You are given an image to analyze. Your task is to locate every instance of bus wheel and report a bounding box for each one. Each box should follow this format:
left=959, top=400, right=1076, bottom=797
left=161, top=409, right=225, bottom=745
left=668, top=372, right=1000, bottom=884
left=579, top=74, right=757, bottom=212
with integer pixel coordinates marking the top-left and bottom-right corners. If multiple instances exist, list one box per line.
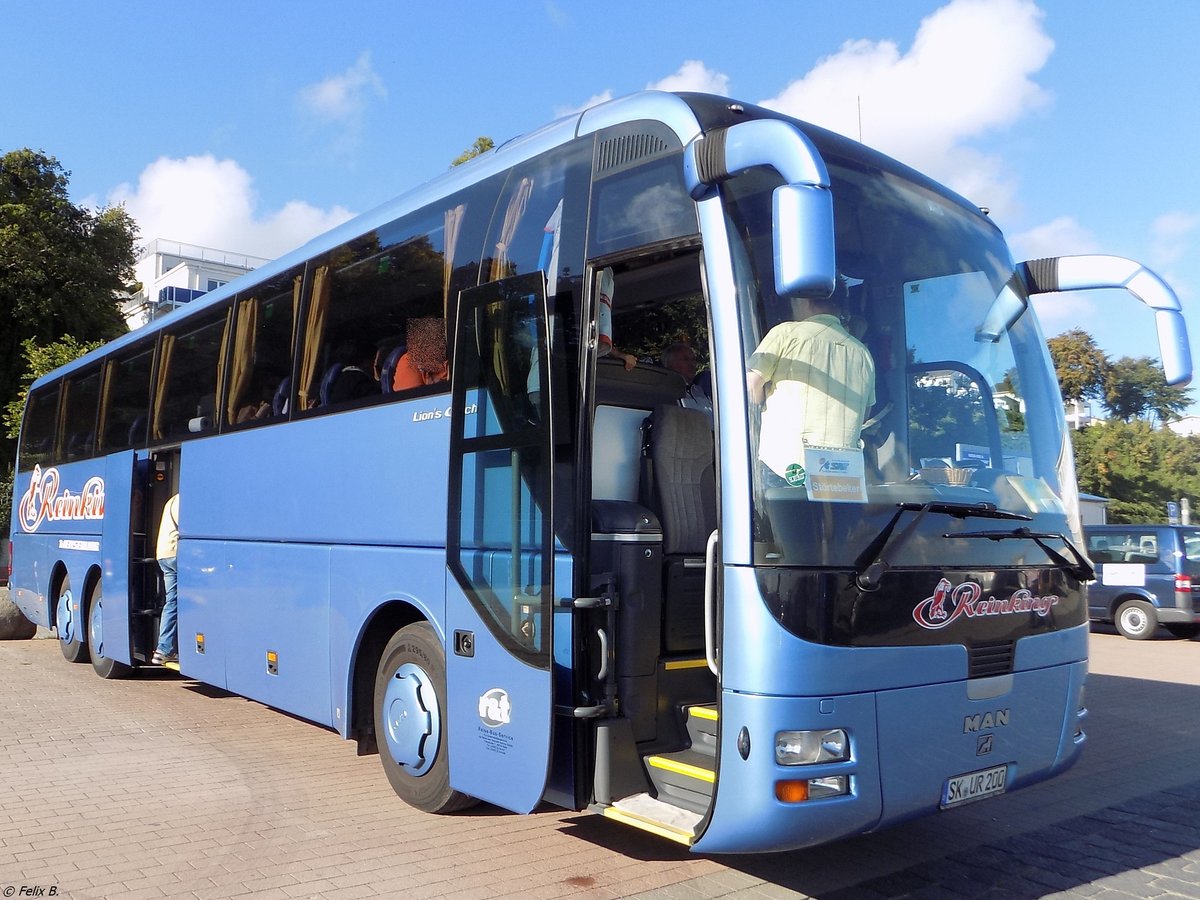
left=373, top=623, right=476, bottom=813
left=88, top=583, right=132, bottom=679
left=55, top=576, right=90, bottom=663
left=1115, top=600, right=1157, bottom=640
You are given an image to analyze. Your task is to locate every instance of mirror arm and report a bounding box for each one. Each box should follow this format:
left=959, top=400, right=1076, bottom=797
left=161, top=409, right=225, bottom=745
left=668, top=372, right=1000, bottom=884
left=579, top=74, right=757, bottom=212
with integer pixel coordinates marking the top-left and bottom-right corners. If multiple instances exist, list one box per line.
left=1020, top=255, right=1192, bottom=386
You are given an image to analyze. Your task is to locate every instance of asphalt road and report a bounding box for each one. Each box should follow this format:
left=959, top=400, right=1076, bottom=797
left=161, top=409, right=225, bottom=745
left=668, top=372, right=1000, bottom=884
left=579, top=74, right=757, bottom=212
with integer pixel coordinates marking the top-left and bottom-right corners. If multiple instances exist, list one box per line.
left=0, top=607, right=1197, bottom=899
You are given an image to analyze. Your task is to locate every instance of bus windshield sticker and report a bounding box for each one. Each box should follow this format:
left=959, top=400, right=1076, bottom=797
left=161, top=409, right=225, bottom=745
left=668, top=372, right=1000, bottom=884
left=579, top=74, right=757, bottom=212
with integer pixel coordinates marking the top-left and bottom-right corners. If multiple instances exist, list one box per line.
left=17, top=466, right=105, bottom=533
left=803, top=446, right=867, bottom=503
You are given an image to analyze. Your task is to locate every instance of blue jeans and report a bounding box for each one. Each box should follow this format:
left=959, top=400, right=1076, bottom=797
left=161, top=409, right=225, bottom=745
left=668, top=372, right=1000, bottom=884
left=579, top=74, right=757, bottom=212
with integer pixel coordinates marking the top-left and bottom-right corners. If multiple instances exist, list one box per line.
left=157, top=556, right=178, bottom=656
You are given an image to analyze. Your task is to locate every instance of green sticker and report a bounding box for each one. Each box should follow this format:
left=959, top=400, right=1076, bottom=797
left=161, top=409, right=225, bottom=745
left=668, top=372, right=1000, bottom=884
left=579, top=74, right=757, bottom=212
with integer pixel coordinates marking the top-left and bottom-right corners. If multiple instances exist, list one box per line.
left=785, top=463, right=806, bottom=487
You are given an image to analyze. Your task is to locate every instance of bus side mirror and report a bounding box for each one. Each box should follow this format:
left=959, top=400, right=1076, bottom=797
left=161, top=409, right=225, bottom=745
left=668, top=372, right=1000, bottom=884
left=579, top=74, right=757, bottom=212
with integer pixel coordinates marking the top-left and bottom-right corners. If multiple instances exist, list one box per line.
left=684, top=119, right=837, bottom=298
left=1020, top=255, right=1193, bottom=386
left=774, top=183, right=837, bottom=298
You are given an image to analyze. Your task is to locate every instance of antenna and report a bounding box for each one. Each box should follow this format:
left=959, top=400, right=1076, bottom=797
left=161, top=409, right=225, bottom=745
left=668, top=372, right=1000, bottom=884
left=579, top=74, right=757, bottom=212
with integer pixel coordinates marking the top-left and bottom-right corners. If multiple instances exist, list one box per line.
left=857, top=96, right=863, bottom=143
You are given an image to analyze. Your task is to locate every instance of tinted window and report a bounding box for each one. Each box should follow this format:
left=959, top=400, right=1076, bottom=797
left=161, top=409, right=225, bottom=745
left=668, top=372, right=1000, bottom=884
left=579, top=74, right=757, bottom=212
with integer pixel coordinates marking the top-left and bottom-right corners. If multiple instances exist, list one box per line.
left=225, top=267, right=301, bottom=428
left=18, top=384, right=59, bottom=471
left=102, top=344, right=155, bottom=452
left=590, top=154, right=697, bottom=256
left=296, top=176, right=503, bottom=415
left=484, top=138, right=593, bottom=286
left=61, top=366, right=103, bottom=462
left=153, top=310, right=230, bottom=442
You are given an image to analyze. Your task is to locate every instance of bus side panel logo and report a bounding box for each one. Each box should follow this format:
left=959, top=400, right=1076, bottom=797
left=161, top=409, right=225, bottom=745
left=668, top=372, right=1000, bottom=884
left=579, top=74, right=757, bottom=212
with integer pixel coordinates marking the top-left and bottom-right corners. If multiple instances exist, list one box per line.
left=478, top=688, right=512, bottom=728
left=17, top=465, right=106, bottom=533
left=913, top=578, right=1059, bottom=629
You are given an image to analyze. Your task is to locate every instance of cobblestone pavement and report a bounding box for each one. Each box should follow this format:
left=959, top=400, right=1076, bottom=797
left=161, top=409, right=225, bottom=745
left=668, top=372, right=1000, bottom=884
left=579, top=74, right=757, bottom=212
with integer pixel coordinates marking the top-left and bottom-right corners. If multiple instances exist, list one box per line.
left=0, top=599, right=1197, bottom=899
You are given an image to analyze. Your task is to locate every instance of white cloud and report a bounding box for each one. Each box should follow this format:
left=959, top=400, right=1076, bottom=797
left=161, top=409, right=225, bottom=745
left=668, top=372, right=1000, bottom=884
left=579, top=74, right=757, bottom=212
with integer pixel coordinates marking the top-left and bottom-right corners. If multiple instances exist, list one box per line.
left=297, top=51, right=386, bottom=126
left=1150, top=211, right=1200, bottom=268
left=1006, top=216, right=1100, bottom=333
left=647, top=60, right=730, bottom=95
left=554, top=90, right=614, bottom=119
left=1009, top=215, right=1099, bottom=261
left=758, top=0, right=1053, bottom=215
left=557, top=59, right=730, bottom=119
left=109, top=155, right=354, bottom=259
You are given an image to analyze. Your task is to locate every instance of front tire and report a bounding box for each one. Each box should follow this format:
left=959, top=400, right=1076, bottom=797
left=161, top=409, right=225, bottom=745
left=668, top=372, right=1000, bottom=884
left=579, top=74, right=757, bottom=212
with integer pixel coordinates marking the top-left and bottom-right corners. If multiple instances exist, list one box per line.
left=1114, top=599, right=1157, bottom=640
left=56, top=575, right=90, bottom=663
left=88, top=583, right=132, bottom=679
left=373, top=623, right=476, bottom=813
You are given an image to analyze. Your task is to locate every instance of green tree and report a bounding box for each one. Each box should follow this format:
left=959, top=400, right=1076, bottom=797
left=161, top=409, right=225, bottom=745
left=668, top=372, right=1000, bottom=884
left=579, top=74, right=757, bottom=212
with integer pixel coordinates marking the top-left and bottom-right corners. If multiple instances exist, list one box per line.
left=1047, top=328, right=1109, bottom=403
left=451, top=136, right=495, bottom=167
left=0, top=149, right=136, bottom=463
left=3, top=335, right=103, bottom=439
left=1073, top=418, right=1200, bottom=522
left=1103, top=355, right=1192, bottom=424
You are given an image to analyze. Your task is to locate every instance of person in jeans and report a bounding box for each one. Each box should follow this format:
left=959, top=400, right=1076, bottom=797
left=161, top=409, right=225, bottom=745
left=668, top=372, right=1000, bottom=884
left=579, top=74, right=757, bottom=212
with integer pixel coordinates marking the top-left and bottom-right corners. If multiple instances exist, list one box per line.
left=152, top=493, right=180, bottom=665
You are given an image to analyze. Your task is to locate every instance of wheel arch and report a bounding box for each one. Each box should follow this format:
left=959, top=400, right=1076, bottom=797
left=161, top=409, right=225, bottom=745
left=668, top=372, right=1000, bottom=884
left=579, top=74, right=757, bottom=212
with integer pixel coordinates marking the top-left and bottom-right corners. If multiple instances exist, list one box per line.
left=348, top=599, right=432, bottom=751
left=48, top=561, right=70, bottom=630
left=1107, top=589, right=1157, bottom=620
left=82, top=564, right=103, bottom=611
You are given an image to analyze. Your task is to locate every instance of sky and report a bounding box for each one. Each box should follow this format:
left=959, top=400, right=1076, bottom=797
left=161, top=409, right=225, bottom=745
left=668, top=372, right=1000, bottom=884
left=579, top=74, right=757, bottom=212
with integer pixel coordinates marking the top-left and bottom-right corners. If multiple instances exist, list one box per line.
left=3, top=0, right=1199, bottom=411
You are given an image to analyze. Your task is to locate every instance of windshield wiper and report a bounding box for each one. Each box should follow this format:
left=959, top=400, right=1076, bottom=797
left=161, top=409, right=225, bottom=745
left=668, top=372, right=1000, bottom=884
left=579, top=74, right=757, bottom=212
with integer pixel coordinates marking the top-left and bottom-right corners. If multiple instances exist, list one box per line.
left=946, top=526, right=1095, bottom=583
left=855, top=501, right=1032, bottom=591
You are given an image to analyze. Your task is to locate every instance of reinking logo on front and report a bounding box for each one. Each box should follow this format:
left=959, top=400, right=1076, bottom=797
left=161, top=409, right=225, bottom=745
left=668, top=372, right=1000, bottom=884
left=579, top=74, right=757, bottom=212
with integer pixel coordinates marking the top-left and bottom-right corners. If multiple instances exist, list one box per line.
left=912, top=577, right=1059, bottom=630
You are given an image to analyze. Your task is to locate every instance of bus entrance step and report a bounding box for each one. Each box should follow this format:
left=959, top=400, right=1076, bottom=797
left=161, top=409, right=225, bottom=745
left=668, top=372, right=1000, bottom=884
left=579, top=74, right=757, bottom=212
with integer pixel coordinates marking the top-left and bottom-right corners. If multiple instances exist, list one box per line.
left=644, top=748, right=714, bottom=814
left=685, top=703, right=718, bottom=752
left=593, top=793, right=701, bottom=846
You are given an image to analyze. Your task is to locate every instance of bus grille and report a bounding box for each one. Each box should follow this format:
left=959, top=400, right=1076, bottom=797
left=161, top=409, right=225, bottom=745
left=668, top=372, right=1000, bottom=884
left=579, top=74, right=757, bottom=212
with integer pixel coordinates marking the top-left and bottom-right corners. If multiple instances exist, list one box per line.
left=968, top=640, right=1015, bottom=678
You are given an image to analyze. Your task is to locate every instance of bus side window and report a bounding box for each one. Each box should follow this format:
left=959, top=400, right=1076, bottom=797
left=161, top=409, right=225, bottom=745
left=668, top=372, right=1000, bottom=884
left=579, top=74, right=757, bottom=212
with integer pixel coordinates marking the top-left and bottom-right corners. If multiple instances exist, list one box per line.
left=152, top=309, right=230, bottom=442
left=100, top=343, right=154, bottom=452
left=62, top=366, right=103, bottom=462
left=225, top=269, right=302, bottom=429
left=17, top=383, right=60, bottom=470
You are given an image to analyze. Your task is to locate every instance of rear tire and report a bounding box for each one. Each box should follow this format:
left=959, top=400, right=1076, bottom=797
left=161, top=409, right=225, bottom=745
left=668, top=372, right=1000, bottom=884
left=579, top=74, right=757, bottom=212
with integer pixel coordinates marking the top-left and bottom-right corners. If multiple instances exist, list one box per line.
left=56, top=575, right=90, bottom=663
left=373, top=623, right=476, bottom=813
left=1114, top=599, right=1157, bottom=640
left=1164, top=623, right=1200, bottom=639
left=88, top=583, right=133, bottom=679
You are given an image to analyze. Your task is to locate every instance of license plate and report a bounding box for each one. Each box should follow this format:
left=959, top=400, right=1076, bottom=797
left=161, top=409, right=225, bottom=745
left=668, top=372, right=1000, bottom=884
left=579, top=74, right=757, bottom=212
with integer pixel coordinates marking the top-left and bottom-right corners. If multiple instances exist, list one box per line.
left=941, top=764, right=1009, bottom=809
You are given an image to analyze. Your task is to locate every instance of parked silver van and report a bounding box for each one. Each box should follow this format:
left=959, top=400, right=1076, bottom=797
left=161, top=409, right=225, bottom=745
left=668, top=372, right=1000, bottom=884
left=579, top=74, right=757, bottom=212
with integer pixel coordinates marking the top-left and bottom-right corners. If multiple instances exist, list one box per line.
left=1084, top=524, right=1200, bottom=640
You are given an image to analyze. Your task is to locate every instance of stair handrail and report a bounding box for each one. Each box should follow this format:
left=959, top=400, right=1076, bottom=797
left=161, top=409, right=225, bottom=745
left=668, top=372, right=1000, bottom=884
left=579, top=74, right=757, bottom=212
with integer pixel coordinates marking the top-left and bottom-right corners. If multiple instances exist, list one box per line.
left=703, top=529, right=720, bottom=676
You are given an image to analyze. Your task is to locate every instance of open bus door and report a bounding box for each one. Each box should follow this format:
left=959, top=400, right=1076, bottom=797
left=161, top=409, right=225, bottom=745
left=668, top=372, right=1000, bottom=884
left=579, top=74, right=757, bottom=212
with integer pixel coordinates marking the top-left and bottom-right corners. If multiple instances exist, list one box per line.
left=445, top=272, right=563, bottom=813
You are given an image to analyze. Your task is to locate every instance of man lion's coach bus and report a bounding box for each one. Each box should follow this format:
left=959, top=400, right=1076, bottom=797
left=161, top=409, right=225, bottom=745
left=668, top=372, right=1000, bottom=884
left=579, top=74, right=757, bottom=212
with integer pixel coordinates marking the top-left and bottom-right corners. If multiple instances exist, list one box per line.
left=8, top=92, right=1191, bottom=853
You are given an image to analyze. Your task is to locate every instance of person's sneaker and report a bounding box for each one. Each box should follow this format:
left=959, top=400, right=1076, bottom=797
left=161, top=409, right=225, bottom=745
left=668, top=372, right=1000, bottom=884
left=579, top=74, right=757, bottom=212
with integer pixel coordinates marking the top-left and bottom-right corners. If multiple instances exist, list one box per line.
left=151, top=650, right=177, bottom=665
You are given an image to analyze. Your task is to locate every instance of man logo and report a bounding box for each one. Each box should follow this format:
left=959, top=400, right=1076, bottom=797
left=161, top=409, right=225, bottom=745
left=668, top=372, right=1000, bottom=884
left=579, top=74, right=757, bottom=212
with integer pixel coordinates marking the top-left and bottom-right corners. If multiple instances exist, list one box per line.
left=964, top=709, right=1010, bottom=733
left=478, top=688, right=512, bottom=727
left=977, top=734, right=994, bottom=756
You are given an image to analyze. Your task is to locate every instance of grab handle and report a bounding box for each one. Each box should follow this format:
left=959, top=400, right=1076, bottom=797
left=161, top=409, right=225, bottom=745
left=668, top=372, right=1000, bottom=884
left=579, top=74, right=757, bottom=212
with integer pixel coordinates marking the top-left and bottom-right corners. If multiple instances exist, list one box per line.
left=703, top=529, right=720, bottom=676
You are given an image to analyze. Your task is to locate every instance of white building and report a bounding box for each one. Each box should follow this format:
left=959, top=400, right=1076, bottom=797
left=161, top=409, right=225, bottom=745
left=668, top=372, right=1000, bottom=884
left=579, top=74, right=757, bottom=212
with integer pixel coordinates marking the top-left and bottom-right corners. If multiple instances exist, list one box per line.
left=121, top=239, right=269, bottom=329
left=1063, top=398, right=1093, bottom=430
left=1166, top=415, right=1200, bottom=438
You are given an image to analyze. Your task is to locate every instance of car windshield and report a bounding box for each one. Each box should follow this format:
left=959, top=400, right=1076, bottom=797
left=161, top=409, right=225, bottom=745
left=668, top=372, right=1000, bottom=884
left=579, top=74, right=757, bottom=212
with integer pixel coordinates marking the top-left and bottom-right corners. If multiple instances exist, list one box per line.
left=724, top=145, right=1075, bottom=568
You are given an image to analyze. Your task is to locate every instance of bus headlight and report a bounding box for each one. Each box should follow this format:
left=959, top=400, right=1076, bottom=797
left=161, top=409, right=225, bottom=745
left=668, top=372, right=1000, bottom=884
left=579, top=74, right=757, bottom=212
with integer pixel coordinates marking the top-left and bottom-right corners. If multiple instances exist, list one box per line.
left=775, top=729, right=849, bottom=765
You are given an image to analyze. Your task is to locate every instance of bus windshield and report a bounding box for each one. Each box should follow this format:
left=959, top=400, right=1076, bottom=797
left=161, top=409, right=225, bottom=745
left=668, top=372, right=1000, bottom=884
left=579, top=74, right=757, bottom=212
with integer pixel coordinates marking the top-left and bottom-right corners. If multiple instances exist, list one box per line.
left=726, top=154, right=1072, bottom=568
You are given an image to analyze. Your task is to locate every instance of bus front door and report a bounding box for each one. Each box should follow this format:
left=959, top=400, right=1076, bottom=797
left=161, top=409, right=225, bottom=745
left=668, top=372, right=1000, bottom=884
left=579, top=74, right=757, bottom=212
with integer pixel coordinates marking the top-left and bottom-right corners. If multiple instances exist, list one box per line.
left=446, top=273, right=561, bottom=814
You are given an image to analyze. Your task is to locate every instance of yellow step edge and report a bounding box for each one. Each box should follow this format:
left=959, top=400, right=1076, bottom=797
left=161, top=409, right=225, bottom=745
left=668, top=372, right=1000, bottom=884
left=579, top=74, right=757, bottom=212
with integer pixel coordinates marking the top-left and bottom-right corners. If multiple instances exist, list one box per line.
left=601, top=806, right=694, bottom=845
left=663, top=658, right=708, bottom=671
left=689, top=705, right=718, bottom=722
left=647, top=755, right=715, bottom=784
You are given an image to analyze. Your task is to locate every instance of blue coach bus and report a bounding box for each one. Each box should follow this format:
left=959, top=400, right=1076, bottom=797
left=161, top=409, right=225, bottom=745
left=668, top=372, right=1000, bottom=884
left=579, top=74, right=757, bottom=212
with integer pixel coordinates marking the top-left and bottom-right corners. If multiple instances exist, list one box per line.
left=7, top=92, right=1191, bottom=852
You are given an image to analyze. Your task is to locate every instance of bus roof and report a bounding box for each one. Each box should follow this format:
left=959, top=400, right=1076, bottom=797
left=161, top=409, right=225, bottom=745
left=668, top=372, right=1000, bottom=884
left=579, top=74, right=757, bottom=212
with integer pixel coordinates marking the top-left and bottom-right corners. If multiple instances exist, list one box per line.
left=32, top=90, right=992, bottom=389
